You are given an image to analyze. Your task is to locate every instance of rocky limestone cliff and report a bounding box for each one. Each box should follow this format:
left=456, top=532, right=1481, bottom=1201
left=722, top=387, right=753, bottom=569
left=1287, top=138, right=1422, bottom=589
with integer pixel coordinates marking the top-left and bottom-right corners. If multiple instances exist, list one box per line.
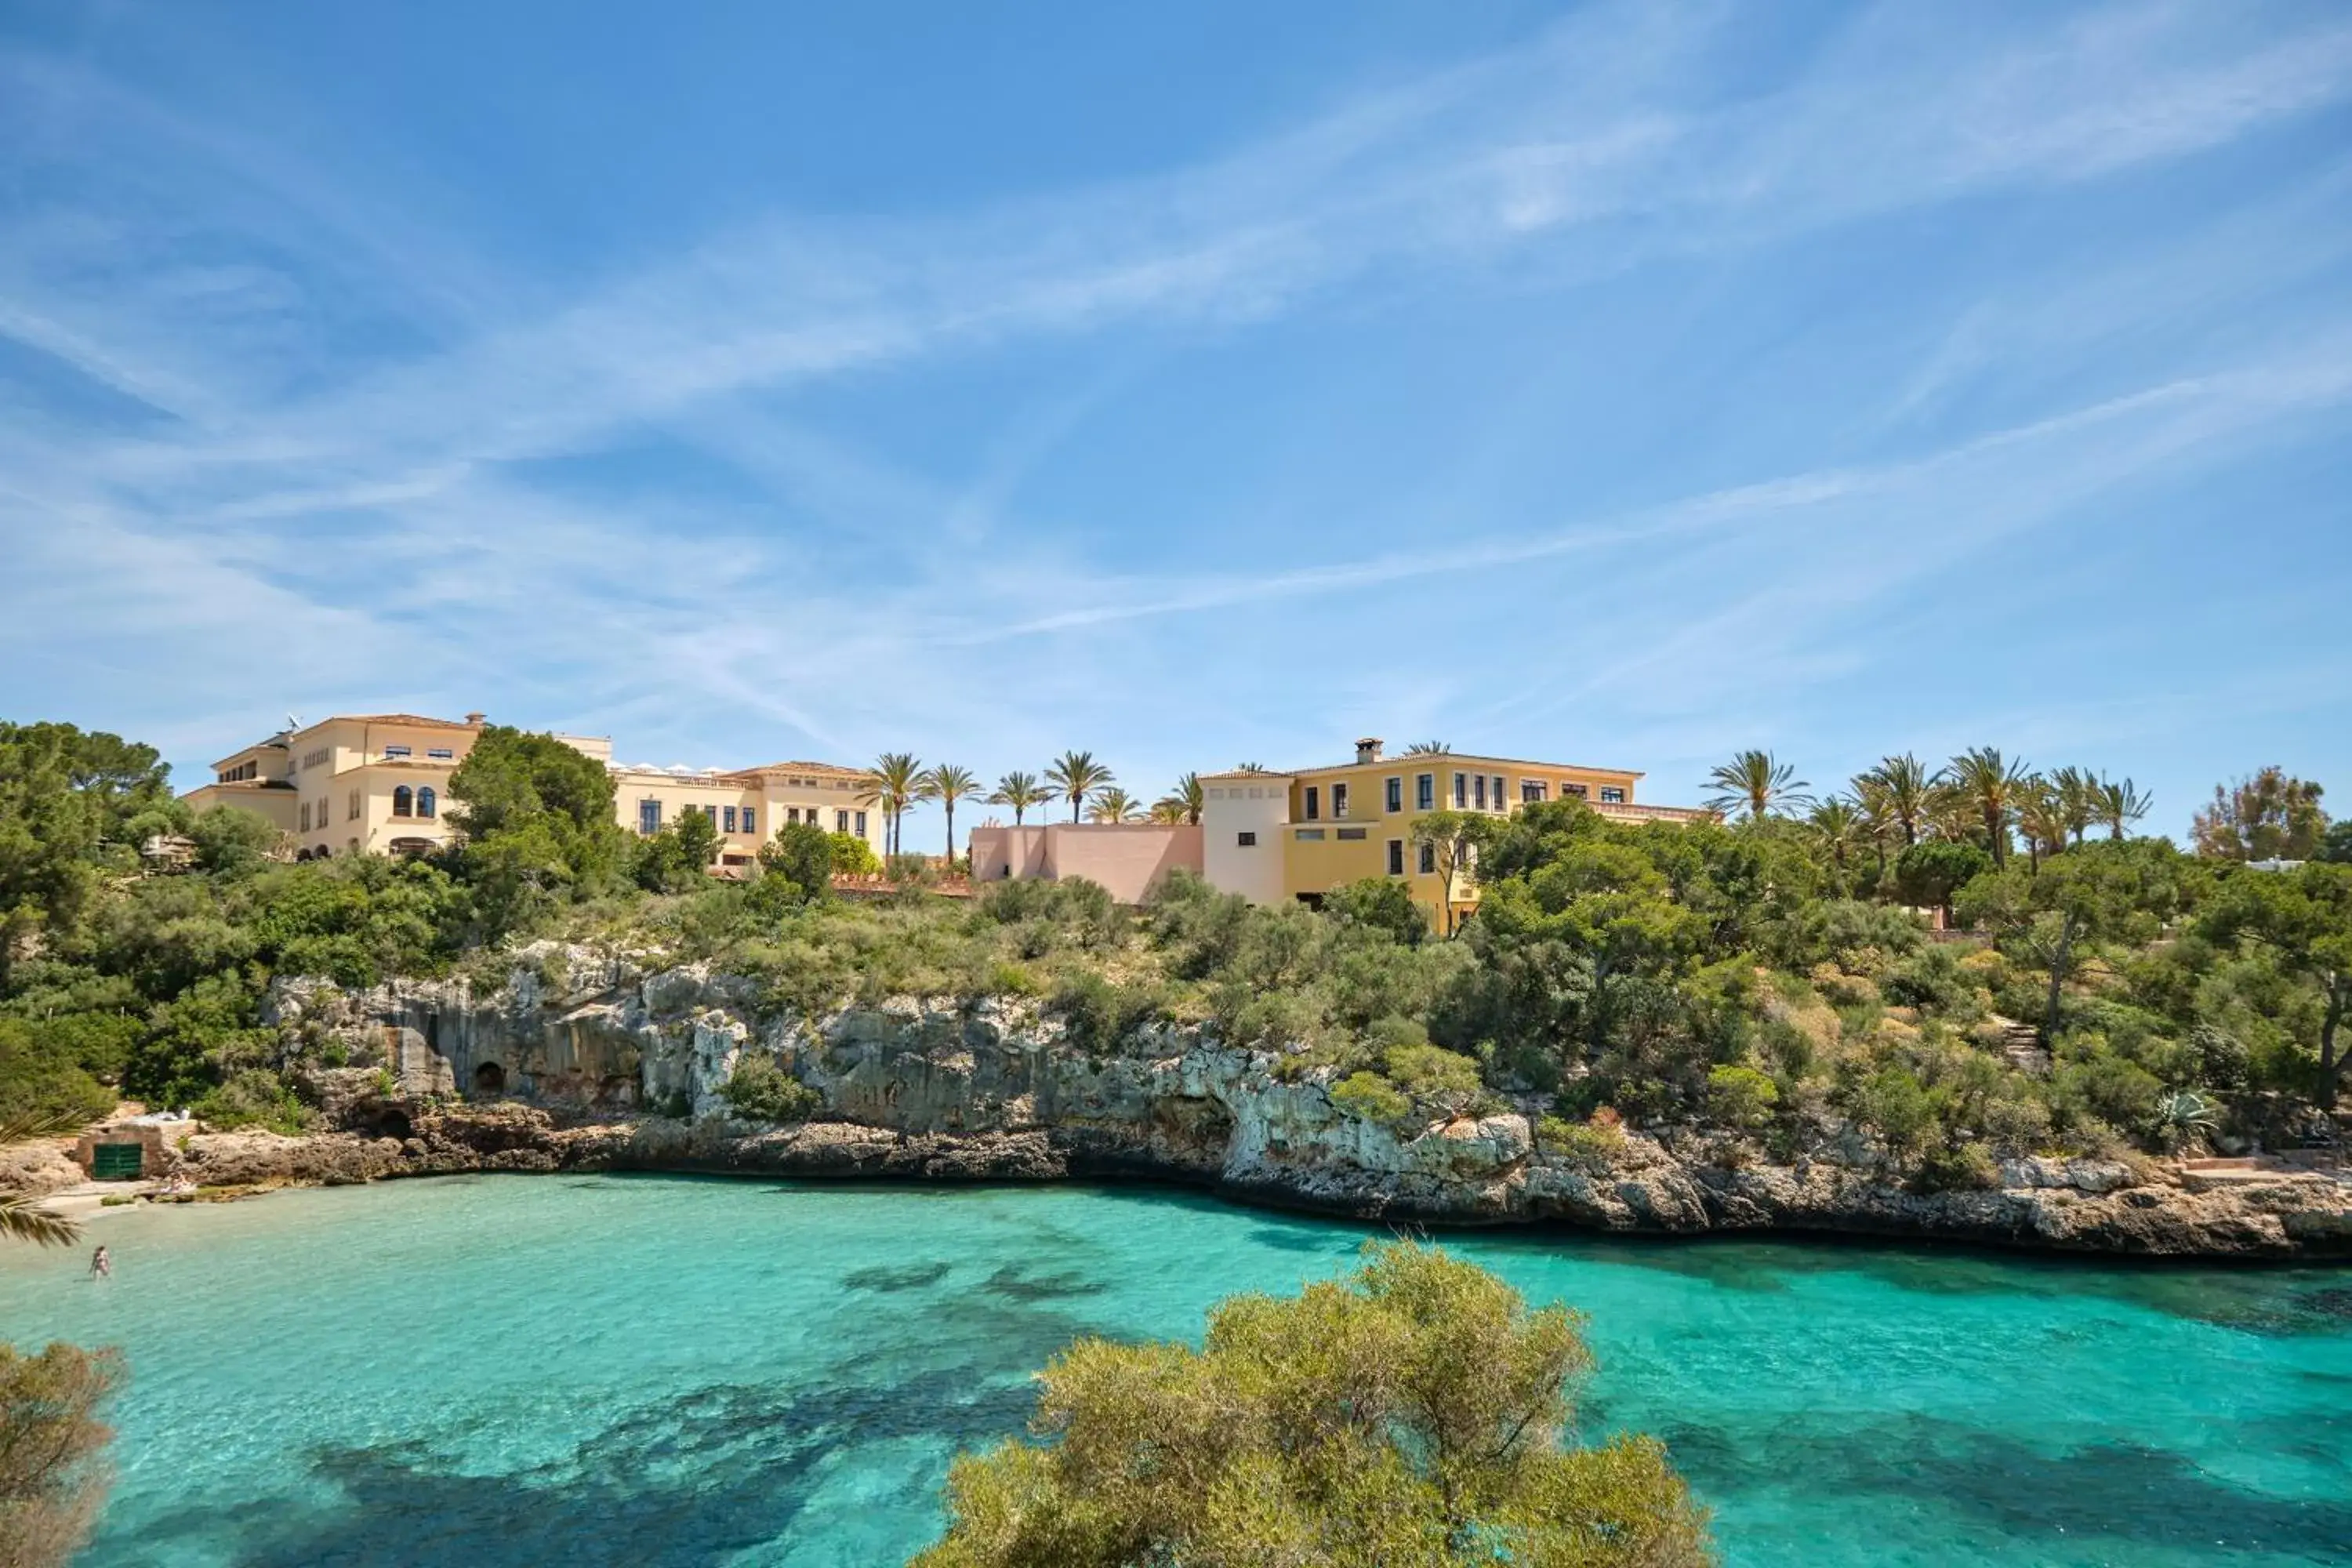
left=189, top=944, right=2352, bottom=1261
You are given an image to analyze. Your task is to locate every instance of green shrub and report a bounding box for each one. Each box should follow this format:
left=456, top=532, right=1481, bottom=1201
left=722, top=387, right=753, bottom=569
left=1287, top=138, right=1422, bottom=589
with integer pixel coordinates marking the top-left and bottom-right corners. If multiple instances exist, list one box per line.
left=1849, top=1065, right=1938, bottom=1161
left=2049, top=1038, right=2164, bottom=1138
left=1330, top=1071, right=1413, bottom=1128
left=0, top=1017, right=115, bottom=1125
left=1323, top=877, right=1429, bottom=946
left=755, top=822, right=835, bottom=907
left=985, top=960, right=1039, bottom=997
left=192, top=1069, right=309, bottom=1134
left=1381, top=1042, right=1482, bottom=1108
left=1912, top=1140, right=2001, bottom=1193
left=719, top=1054, right=822, bottom=1123
left=1054, top=968, right=1152, bottom=1053
left=1537, top=1112, right=1626, bottom=1173
left=1704, top=1064, right=1780, bottom=1131
left=1882, top=942, right=1980, bottom=1014
left=1980, top=1092, right=2053, bottom=1156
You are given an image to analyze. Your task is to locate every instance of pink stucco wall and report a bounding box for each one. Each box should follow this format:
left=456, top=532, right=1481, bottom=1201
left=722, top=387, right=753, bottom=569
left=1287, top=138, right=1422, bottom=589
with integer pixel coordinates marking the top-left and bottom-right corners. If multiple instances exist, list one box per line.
left=968, top=822, right=1203, bottom=906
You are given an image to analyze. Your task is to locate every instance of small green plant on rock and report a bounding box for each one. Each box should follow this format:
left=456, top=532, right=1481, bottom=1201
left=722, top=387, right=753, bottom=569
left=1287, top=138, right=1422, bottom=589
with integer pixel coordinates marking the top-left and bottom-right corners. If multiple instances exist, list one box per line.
left=1538, top=1109, right=1628, bottom=1174
left=1705, top=1065, right=1780, bottom=1133
left=191, top=1069, right=309, bottom=1135
left=718, top=1054, right=822, bottom=1123
left=1330, top=1070, right=1413, bottom=1128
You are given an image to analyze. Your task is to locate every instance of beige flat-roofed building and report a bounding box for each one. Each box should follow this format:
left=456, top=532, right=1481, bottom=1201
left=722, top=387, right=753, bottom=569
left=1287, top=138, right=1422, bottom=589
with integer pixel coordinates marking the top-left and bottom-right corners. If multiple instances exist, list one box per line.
left=611, top=760, right=881, bottom=872
left=182, top=713, right=881, bottom=871
left=1199, top=737, right=1711, bottom=927
left=185, top=713, right=533, bottom=859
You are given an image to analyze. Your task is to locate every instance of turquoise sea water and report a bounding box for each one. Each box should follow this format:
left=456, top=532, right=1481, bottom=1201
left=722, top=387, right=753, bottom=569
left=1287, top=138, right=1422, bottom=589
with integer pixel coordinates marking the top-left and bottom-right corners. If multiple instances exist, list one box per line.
left=2, top=1177, right=2348, bottom=1567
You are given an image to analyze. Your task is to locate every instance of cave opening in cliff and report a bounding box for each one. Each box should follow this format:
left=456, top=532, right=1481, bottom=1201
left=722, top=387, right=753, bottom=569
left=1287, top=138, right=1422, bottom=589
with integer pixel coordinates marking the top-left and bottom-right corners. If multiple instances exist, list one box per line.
left=474, top=1062, right=506, bottom=1095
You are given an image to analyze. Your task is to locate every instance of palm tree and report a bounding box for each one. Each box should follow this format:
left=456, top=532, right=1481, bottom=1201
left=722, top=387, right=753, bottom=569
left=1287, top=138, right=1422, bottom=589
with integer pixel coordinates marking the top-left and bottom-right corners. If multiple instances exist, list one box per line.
left=2, top=1112, right=83, bottom=1247
left=1046, top=751, right=1114, bottom=823
left=922, top=764, right=978, bottom=864
left=988, top=770, right=1049, bottom=826
left=1233, top=762, right=1271, bottom=774
left=1857, top=753, right=1932, bottom=846
left=1402, top=741, right=1452, bottom=756
left=2096, top=776, right=2154, bottom=840
left=2015, top=779, right=2072, bottom=872
left=1703, top=750, right=1814, bottom=822
left=0, top=1189, right=78, bottom=1247
left=1806, top=797, right=1866, bottom=892
left=1939, top=746, right=2029, bottom=868
left=1160, top=771, right=1205, bottom=826
left=1087, top=786, right=1142, bottom=823
left=2050, top=766, right=2101, bottom=846
left=1849, top=778, right=1899, bottom=887
left=871, top=752, right=931, bottom=859
left=1147, top=798, right=1189, bottom=825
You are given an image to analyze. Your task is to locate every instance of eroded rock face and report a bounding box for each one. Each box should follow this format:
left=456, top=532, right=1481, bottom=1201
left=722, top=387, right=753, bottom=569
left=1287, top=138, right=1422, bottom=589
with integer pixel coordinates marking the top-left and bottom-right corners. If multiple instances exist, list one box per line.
left=241, top=947, right=2352, bottom=1261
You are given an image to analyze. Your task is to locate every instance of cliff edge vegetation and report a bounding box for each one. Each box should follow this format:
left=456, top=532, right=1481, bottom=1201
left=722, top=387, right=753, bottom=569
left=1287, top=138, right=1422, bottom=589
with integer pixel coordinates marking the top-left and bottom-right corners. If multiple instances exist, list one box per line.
left=4, top=722, right=2351, bottom=1244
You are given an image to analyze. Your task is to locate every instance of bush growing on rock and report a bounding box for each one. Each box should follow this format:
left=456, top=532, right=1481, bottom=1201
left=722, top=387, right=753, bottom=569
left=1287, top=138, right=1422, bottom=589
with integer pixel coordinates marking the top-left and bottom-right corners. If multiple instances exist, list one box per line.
left=1329, top=1070, right=1414, bottom=1130
left=191, top=1068, right=310, bottom=1134
left=1537, top=1111, right=1628, bottom=1173
left=718, top=1055, right=821, bottom=1123
left=1704, top=1064, right=1780, bottom=1132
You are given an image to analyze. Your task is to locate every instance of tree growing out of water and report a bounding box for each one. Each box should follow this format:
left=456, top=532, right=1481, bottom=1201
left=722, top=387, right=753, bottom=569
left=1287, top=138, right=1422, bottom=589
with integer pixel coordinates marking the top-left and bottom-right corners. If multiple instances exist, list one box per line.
left=909, top=1240, right=1713, bottom=1568
left=0, top=1341, right=123, bottom=1568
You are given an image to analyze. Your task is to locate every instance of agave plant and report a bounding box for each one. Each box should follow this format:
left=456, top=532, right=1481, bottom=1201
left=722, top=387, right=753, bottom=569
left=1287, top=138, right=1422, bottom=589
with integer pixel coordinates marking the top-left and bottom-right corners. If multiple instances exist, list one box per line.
left=2154, top=1090, right=2219, bottom=1153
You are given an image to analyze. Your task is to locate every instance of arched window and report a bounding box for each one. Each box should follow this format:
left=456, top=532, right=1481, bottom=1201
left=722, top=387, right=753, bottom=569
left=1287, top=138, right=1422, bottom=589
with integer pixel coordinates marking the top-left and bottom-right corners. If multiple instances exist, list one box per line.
left=417, top=786, right=437, bottom=819
left=392, top=785, right=413, bottom=818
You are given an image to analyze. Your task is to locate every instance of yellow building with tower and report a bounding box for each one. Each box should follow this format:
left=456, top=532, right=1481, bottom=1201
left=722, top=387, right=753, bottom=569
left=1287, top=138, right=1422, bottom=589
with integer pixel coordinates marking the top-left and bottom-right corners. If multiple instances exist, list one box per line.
left=181, top=712, right=884, bottom=869
left=1198, top=738, right=1708, bottom=927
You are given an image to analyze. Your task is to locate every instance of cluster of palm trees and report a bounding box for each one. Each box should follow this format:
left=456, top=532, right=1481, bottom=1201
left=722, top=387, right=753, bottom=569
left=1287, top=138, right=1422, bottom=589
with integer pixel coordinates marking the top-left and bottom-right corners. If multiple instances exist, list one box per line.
left=1702, top=747, right=2153, bottom=870
left=867, top=750, right=1211, bottom=861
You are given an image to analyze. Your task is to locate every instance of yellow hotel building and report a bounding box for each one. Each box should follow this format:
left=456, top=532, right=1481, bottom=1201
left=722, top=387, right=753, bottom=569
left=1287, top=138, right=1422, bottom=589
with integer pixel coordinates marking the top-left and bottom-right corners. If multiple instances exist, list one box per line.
left=1199, top=739, right=1708, bottom=925
left=181, top=713, right=883, bottom=869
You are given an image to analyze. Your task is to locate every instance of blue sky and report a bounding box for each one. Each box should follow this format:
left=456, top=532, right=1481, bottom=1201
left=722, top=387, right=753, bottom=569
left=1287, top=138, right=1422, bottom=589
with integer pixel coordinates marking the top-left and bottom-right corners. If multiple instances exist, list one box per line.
left=2, top=1, right=2348, bottom=848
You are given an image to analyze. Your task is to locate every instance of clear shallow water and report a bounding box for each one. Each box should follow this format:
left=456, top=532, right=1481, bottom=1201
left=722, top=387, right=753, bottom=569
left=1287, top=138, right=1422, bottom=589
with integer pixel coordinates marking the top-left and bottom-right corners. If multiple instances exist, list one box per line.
left=1, top=1177, right=2347, bottom=1567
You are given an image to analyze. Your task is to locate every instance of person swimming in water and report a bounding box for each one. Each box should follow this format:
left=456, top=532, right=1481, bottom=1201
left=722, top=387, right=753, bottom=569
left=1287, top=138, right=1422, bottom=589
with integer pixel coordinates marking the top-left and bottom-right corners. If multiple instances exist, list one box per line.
left=89, top=1245, right=111, bottom=1280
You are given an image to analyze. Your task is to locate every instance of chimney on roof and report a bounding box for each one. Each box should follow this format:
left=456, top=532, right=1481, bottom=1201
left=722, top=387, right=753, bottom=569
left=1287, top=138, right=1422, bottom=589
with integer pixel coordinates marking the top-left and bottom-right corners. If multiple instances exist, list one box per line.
left=1356, top=737, right=1384, bottom=764
left=464, top=712, right=487, bottom=726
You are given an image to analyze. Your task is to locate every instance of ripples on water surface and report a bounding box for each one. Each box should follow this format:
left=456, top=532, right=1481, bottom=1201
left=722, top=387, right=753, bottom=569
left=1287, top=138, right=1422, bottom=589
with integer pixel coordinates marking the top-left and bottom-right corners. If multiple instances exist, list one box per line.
left=1, top=1175, right=2347, bottom=1566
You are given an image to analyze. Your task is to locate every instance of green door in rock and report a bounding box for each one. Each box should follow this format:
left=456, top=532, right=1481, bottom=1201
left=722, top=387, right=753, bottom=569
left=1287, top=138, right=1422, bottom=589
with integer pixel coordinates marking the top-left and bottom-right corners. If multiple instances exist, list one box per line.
left=92, top=1142, right=144, bottom=1181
